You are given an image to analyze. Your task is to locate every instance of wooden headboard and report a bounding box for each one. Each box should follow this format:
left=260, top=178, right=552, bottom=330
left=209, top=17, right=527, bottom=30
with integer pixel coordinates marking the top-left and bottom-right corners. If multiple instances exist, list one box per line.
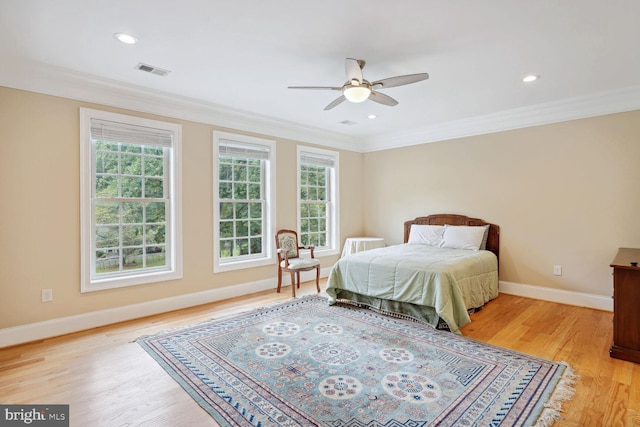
left=403, top=214, right=500, bottom=260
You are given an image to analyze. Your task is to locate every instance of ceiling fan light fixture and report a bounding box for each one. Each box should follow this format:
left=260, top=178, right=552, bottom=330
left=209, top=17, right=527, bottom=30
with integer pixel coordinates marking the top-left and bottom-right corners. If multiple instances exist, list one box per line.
left=343, top=85, right=371, bottom=103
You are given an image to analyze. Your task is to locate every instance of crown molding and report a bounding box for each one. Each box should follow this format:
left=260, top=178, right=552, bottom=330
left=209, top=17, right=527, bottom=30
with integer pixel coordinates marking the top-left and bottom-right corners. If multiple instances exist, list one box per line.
left=361, top=85, right=640, bottom=152
left=2, top=57, right=639, bottom=153
left=0, top=57, right=360, bottom=152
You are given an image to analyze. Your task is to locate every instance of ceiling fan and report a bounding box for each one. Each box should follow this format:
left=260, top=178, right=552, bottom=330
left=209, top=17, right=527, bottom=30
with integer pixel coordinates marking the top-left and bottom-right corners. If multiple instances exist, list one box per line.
left=288, top=58, right=429, bottom=111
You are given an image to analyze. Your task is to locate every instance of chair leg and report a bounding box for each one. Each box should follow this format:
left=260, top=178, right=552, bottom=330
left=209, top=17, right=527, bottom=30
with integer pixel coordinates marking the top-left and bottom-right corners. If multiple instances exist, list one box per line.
left=296, top=272, right=301, bottom=288
left=277, top=269, right=282, bottom=293
left=290, top=271, right=296, bottom=297
left=315, top=266, right=320, bottom=293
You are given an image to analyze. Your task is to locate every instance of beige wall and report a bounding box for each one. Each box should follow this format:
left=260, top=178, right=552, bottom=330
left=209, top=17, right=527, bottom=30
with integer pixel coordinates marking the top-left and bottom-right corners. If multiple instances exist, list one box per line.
left=363, top=110, right=640, bottom=296
left=0, top=87, right=364, bottom=329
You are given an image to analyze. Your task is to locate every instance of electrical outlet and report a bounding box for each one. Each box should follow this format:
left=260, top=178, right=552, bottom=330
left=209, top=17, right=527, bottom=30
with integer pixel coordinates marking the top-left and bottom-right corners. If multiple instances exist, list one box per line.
left=42, top=288, right=53, bottom=303
left=553, top=265, right=562, bottom=276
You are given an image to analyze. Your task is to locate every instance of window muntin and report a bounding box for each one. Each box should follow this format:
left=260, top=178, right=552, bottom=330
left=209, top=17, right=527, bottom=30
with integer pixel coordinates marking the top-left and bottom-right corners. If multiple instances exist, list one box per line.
left=298, top=147, right=339, bottom=253
left=213, top=132, right=275, bottom=272
left=80, top=109, right=182, bottom=291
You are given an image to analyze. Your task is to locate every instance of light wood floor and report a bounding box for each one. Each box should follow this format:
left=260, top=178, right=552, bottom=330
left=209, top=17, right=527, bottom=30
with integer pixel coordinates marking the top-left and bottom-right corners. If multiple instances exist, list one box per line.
left=1, top=280, right=639, bottom=426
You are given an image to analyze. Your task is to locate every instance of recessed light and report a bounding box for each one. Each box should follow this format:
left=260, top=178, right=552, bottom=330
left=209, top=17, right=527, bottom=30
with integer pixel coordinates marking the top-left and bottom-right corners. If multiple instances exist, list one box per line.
left=368, top=114, right=377, bottom=119
left=113, top=33, right=138, bottom=45
left=523, top=74, right=539, bottom=83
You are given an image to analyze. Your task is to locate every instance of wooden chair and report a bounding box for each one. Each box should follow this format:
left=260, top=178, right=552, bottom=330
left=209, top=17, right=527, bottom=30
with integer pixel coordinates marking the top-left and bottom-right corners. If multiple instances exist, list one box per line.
left=275, top=229, right=321, bottom=297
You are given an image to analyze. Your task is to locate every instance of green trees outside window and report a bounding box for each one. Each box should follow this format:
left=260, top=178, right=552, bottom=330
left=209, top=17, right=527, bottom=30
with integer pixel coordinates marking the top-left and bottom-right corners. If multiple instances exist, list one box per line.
left=218, top=157, right=264, bottom=259
left=93, top=140, right=168, bottom=274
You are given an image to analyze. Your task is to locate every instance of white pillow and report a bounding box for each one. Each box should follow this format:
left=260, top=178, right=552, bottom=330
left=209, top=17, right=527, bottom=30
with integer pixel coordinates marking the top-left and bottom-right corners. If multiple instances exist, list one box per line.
left=407, top=225, right=445, bottom=247
left=441, top=225, right=486, bottom=251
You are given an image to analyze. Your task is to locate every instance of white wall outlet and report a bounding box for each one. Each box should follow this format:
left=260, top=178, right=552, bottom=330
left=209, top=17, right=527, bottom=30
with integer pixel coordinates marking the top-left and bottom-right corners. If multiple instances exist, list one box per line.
left=41, top=288, right=53, bottom=302
left=553, top=265, right=562, bottom=276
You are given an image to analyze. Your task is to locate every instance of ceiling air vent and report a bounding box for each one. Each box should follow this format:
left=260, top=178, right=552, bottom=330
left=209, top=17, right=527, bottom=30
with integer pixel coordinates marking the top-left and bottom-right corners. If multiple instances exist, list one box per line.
left=339, top=120, right=358, bottom=126
left=135, top=63, right=171, bottom=77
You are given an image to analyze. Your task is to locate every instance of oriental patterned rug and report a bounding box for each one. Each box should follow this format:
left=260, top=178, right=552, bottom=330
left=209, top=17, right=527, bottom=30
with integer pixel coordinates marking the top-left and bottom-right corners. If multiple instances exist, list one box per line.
left=137, top=295, right=576, bottom=427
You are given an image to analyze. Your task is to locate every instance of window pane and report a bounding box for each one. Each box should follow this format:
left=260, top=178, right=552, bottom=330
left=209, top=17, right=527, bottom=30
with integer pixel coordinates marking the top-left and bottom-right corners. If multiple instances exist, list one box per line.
left=220, top=221, right=233, bottom=238
left=144, top=156, right=164, bottom=177
left=219, top=163, right=233, bottom=181
left=233, top=164, right=247, bottom=181
left=220, top=202, right=234, bottom=219
left=236, top=203, right=248, bottom=219
left=236, top=238, right=249, bottom=256
left=96, top=175, right=118, bottom=197
left=96, top=202, right=119, bottom=225
left=248, top=165, right=261, bottom=182
left=146, top=202, right=165, bottom=223
left=145, top=247, right=166, bottom=267
left=121, top=154, right=141, bottom=175
left=121, top=177, right=142, bottom=198
left=146, top=224, right=165, bottom=244
left=248, top=184, right=261, bottom=199
left=220, top=240, right=233, bottom=258
left=96, top=152, right=119, bottom=174
left=234, top=183, right=247, bottom=199
left=236, top=220, right=248, bottom=237
left=249, top=220, right=262, bottom=236
left=96, top=226, right=119, bottom=248
left=250, top=237, right=261, bottom=254
left=122, top=225, right=143, bottom=246
left=144, top=177, right=164, bottom=198
left=96, top=249, right=119, bottom=274
left=123, top=202, right=143, bottom=223
left=249, top=202, right=262, bottom=219
left=219, top=182, right=233, bottom=199
left=123, top=248, right=143, bottom=270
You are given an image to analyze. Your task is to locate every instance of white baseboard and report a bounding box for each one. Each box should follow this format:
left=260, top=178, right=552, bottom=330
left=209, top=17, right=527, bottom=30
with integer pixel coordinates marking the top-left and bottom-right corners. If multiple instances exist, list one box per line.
left=0, top=268, right=330, bottom=348
left=499, top=280, right=613, bottom=312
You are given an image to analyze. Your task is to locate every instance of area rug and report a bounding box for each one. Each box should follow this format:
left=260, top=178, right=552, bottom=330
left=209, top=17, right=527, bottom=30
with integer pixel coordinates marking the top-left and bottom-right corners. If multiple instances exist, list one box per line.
left=137, top=295, right=576, bottom=427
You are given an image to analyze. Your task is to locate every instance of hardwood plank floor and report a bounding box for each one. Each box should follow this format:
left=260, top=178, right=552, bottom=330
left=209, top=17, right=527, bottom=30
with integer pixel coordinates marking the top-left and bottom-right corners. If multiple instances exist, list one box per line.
left=1, top=281, right=639, bottom=426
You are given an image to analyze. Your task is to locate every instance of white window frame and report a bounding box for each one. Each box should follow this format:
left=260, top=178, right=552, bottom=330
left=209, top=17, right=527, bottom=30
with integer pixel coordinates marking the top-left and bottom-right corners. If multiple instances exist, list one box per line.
left=297, top=146, right=340, bottom=256
left=213, top=131, right=276, bottom=272
left=80, top=108, right=183, bottom=292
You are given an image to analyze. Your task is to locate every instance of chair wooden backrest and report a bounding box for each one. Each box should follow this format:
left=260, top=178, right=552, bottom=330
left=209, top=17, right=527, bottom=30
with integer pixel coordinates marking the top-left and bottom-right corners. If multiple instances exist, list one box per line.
left=275, top=229, right=300, bottom=263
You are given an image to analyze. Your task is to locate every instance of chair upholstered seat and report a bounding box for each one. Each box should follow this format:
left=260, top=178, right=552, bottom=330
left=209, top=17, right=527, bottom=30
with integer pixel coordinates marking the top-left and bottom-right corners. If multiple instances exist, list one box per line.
left=280, top=258, right=321, bottom=269
left=275, top=229, right=321, bottom=297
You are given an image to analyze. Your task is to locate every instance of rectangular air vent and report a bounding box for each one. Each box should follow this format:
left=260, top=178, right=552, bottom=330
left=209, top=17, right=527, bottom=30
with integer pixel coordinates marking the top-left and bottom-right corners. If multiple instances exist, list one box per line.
left=135, top=63, right=171, bottom=77
left=339, top=120, right=358, bottom=126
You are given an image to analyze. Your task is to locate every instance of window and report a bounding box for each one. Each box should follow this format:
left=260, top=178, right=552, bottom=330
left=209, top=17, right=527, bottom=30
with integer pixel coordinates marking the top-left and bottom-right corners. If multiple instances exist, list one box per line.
left=213, top=132, right=275, bottom=272
left=298, top=146, right=339, bottom=254
left=80, top=108, right=182, bottom=292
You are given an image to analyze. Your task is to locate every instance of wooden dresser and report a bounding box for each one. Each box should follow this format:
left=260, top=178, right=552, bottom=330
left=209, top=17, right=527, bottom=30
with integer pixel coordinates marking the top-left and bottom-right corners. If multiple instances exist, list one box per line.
left=610, top=248, right=640, bottom=363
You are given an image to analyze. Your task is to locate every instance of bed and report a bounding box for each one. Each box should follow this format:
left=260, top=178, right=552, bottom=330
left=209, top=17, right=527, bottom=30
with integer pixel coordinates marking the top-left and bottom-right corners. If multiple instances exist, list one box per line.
left=326, top=214, right=500, bottom=333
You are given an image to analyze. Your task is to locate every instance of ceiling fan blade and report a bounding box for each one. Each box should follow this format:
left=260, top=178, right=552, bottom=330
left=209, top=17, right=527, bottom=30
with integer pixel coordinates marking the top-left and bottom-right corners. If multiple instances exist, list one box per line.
left=288, top=86, right=342, bottom=90
left=371, top=73, right=429, bottom=89
left=369, top=91, right=398, bottom=106
left=324, top=95, right=347, bottom=110
left=345, top=58, right=363, bottom=83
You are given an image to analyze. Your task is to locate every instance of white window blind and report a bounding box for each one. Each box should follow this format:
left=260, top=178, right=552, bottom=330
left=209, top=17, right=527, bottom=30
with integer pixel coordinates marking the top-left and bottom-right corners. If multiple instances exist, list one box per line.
left=300, top=151, right=335, bottom=167
left=219, top=140, right=270, bottom=160
left=90, top=119, right=174, bottom=147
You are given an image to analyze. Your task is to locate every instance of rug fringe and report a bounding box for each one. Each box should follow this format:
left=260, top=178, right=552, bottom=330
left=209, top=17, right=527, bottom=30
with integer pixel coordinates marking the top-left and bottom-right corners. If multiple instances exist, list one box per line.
left=533, top=362, right=579, bottom=427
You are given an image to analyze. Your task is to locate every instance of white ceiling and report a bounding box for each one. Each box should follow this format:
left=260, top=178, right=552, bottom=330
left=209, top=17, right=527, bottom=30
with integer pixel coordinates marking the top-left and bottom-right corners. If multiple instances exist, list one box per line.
left=1, top=0, right=639, bottom=151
